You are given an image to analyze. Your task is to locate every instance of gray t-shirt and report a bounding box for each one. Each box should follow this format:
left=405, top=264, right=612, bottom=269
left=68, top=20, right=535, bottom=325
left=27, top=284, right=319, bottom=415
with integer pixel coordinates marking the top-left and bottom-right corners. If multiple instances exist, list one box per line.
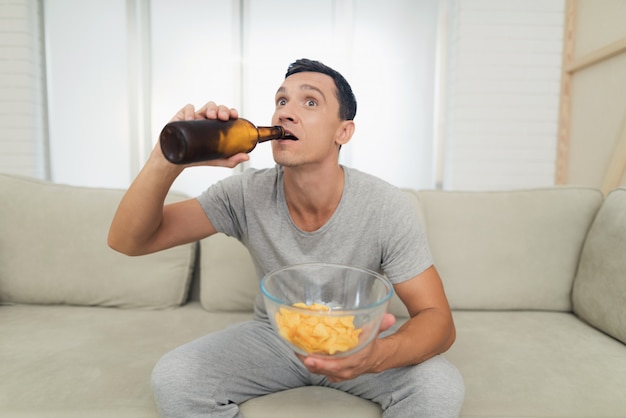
left=197, top=165, right=433, bottom=317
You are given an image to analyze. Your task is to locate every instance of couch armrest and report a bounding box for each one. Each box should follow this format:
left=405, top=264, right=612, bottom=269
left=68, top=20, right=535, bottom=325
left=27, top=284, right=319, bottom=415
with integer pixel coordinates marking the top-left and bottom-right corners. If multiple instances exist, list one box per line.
left=573, top=188, right=626, bottom=344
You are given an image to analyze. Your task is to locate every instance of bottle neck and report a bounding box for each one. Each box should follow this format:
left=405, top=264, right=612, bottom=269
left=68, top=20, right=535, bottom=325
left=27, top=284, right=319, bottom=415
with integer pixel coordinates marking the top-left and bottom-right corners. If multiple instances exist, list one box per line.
left=257, top=126, right=286, bottom=143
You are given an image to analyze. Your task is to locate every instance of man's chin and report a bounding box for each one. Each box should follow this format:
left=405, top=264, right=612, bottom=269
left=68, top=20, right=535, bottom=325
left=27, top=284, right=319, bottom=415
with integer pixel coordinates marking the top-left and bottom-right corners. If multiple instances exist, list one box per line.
left=272, top=152, right=299, bottom=168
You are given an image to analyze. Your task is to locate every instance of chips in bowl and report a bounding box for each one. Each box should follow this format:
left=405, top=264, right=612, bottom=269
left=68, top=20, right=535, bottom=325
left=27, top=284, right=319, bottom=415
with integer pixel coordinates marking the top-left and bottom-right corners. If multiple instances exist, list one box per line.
left=276, top=303, right=362, bottom=355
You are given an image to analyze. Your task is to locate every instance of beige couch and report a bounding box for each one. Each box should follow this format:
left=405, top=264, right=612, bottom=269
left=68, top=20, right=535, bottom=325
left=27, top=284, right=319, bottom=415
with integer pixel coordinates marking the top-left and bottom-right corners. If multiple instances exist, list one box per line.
left=1, top=173, right=625, bottom=417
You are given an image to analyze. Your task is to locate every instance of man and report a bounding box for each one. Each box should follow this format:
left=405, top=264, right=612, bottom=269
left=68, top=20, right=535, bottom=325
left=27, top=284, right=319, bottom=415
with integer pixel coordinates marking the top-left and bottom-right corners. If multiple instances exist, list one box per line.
left=109, top=58, right=464, bottom=417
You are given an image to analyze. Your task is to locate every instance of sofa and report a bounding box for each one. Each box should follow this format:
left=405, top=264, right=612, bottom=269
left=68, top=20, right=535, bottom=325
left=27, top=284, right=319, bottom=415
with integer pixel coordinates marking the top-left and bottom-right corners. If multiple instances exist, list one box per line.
left=1, top=172, right=625, bottom=418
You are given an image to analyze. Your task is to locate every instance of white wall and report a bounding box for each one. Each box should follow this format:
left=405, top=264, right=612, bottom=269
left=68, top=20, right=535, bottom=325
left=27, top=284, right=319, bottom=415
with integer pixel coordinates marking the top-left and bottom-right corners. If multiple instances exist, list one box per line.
left=439, top=0, right=565, bottom=190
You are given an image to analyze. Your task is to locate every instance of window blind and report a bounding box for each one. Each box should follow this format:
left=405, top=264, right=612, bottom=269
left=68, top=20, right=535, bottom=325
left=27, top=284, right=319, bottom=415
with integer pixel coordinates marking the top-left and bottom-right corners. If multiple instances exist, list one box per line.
left=0, top=0, right=48, bottom=179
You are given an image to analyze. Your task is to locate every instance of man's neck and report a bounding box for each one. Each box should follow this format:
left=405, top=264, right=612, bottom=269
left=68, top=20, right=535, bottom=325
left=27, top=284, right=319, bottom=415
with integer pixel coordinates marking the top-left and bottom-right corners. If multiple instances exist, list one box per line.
left=283, top=164, right=345, bottom=232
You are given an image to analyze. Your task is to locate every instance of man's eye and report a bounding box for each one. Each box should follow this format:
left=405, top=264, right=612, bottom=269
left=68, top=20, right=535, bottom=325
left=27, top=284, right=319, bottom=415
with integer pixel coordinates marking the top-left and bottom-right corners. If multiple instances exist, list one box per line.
left=305, top=99, right=317, bottom=107
left=276, top=98, right=287, bottom=106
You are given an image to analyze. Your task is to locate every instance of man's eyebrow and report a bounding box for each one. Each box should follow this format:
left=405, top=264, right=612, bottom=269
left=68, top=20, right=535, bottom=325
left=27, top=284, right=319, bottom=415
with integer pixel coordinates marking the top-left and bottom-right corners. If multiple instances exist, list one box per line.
left=275, top=84, right=326, bottom=101
left=300, top=84, right=326, bottom=100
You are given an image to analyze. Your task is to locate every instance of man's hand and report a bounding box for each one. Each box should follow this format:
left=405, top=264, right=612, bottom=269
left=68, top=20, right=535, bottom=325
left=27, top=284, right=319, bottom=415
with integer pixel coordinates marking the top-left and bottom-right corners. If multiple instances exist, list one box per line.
left=296, top=313, right=396, bottom=382
left=174, top=101, right=239, bottom=123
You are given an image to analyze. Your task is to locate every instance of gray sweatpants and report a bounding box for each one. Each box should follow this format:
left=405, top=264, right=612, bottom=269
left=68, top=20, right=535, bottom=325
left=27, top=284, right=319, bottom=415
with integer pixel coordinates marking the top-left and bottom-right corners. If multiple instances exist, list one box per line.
left=152, top=319, right=464, bottom=418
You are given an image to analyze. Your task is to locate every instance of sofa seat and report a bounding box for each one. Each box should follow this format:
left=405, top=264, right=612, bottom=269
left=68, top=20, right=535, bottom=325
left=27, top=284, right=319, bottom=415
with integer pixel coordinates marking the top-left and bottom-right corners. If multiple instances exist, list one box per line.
left=4, top=304, right=625, bottom=417
left=0, top=302, right=251, bottom=418
left=447, top=310, right=626, bottom=417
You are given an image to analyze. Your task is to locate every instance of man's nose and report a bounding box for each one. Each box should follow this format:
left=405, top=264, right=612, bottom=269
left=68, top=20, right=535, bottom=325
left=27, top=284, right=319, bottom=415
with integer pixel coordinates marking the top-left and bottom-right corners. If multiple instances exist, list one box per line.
left=276, top=108, right=296, bottom=123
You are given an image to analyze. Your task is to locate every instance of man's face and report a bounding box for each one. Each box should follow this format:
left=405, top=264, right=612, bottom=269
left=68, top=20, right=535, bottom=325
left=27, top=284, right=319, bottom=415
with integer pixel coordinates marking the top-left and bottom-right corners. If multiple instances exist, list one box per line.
left=271, top=71, right=347, bottom=168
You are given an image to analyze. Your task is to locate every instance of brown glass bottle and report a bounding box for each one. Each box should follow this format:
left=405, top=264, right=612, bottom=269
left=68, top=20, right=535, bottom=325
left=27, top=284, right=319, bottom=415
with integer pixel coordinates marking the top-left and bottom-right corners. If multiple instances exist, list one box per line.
left=159, top=118, right=296, bottom=164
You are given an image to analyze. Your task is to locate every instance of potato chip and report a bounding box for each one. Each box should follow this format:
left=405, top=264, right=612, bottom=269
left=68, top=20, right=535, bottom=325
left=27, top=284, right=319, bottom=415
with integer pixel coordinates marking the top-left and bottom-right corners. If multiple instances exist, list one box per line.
left=275, top=302, right=362, bottom=355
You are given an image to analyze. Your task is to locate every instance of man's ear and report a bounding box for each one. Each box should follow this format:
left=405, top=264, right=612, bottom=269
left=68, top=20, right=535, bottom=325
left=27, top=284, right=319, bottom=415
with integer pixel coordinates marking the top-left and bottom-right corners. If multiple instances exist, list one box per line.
left=336, top=120, right=355, bottom=146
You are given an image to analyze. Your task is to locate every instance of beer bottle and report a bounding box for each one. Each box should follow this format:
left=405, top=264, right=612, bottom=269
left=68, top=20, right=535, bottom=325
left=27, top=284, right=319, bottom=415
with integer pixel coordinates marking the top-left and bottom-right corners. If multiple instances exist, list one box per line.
left=159, top=118, right=297, bottom=164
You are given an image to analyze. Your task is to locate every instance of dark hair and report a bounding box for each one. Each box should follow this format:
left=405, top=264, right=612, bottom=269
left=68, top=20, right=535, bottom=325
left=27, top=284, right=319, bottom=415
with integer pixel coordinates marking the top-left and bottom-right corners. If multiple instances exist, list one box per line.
left=285, top=58, right=357, bottom=121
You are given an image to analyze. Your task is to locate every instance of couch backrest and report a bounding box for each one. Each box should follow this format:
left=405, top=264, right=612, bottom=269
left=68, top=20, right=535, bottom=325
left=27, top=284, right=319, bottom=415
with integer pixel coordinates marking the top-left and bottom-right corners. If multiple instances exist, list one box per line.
left=198, top=232, right=257, bottom=312
left=573, top=188, right=626, bottom=344
left=413, top=187, right=603, bottom=311
left=0, top=174, right=195, bottom=309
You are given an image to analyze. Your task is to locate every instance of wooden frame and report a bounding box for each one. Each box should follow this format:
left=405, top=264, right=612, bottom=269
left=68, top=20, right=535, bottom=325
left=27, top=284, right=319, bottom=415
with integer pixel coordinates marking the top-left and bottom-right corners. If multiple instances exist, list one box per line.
left=555, top=0, right=626, bottom=194
left=555, top=0, right=576, bottom=185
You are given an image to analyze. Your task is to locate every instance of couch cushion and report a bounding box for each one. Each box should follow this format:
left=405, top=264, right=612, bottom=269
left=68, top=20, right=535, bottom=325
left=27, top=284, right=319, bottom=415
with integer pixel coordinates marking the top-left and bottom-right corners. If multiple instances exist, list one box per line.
left=573, top=188, right=626, bottom=344
left=199, top=233, right=258, bottom=312
left=414, top=188, right=603, bottom=311
left=446, top=311, right=626, bottom=416
left=0, top=174, right=195, bottom=309
left=0, top=303, right=251, bottom=417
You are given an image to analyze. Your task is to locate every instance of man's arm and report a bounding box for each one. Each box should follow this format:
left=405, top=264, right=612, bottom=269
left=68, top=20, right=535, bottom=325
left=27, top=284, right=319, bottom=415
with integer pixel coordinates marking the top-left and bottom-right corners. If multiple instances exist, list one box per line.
left=374, top=265, right=456, bottom=368
left=300, top=265, right=455, bottom=382
left=108, top=102, right=248, bottom=256
left=107, top=155, right=214, bottom=256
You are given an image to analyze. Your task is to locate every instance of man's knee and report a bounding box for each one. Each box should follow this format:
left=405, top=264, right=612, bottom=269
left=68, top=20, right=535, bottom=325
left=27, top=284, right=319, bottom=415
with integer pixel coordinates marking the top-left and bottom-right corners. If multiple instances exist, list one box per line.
left=388, top=356, right=464, bottom=417
left=151, top=348, right=209, bottom=412
left=411, top=356, right=464, bottom=415
left=152, top=350, right=187, bottom=401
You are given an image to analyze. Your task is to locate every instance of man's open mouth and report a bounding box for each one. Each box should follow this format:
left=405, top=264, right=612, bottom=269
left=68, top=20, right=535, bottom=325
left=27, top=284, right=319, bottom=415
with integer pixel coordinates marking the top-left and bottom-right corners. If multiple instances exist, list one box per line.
left=282, top=129, right=298, bottom=140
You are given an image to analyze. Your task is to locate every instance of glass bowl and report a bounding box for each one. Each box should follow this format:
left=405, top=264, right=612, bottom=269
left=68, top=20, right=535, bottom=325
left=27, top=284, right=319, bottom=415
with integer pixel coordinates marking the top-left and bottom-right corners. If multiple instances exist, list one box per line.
left=261, top=263, right=394, bottom=358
